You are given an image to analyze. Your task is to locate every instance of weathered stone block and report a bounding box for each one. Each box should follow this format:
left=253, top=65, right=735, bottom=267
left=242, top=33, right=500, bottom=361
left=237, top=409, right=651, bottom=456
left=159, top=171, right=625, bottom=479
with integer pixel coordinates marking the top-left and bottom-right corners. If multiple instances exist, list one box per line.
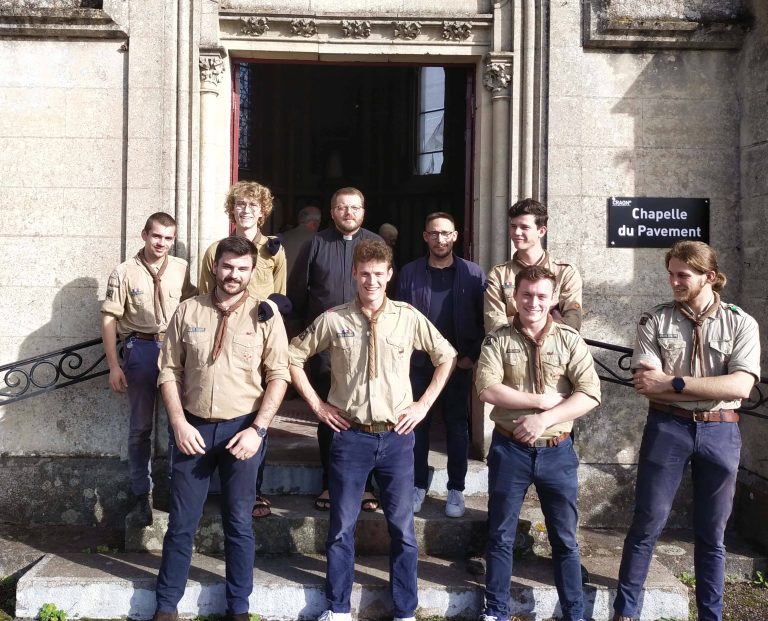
left=65, top=87, right=124, bottom=138
left=0, top=86, right=66, bottom=137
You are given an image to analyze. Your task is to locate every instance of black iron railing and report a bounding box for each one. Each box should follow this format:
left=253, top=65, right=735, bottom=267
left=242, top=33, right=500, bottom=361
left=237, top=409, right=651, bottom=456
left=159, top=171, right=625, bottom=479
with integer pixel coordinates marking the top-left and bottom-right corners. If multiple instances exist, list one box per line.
left=585, top=338, right=768, bottom=420
left=0, top=338, right=122, bottom=406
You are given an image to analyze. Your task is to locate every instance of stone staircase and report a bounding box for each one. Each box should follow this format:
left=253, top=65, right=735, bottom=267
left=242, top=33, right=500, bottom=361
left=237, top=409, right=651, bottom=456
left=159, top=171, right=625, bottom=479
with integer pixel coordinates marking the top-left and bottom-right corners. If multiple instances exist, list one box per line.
left=12, top=399, right=695, bottom=620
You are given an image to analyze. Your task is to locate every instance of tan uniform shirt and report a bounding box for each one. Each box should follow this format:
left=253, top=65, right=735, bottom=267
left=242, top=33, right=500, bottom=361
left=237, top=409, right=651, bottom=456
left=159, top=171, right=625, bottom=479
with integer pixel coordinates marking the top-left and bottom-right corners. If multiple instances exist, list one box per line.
left=289, top=298, right=457, bottom=425
left=101, top=253, right=196, bottom=336
left=157, top=293, right=291, bottom=420
left=484, top=251, right=583, bottom=333
left=198, top=236, right=287, bottom=300
left=632, top=300, right=761, bottom=412
left=475, top=321, right=601, bottom=437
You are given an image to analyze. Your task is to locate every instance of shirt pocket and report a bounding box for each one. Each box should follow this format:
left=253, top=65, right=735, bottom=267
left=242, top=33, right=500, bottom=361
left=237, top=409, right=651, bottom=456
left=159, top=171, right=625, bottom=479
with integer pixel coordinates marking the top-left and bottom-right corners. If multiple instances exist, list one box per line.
left=232, top=333, right=259, bottom=370
left=658, top=339, right=685, bottom=375
left=708, top=338, right=732, bottom=374
left=331, top=337, right=355, bottom=376
left=541, top=354, right=566, bottom=385
left=385, top=336, right=410, bottom=369
left=502, top=352, right=527, bottom=387
left=182, top=331, right=211, bottom=365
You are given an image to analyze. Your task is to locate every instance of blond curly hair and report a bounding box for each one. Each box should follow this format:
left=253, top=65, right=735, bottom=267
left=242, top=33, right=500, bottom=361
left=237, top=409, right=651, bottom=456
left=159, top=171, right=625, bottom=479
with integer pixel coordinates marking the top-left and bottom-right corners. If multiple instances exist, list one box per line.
left=224, top=181, right=274, bottom=227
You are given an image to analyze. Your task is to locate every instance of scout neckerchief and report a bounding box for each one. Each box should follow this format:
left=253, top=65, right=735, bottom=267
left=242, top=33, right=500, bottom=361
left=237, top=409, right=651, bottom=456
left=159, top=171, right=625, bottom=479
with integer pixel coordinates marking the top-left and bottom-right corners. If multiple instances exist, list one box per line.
left=138, top=249, right=169, bottom=325
left=512, top=313, right=554, bottom=394
left=212, top=290, right=249, bottom=361
left=676, top=292, right=720, bottom=376
left=360, top=297, right=388, bottom=380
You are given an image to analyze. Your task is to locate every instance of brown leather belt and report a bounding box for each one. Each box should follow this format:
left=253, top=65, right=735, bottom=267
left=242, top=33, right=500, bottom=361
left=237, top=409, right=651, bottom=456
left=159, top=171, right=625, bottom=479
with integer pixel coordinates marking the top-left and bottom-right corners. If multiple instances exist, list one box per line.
left=650, top=402, right=739, bottom=423
left=495, top=425, right=570, bottom=448
left=347, top=421, right=396, bottom=433
left=132, top=331, right=164, bottom=342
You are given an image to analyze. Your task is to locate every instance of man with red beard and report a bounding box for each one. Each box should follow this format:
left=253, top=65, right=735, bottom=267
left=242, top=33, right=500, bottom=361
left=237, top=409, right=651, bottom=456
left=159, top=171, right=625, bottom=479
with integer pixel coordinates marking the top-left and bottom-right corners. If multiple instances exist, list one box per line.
left=153, top=236, right=289, bottom=621
left=613, top=241, right=760, bottom=621
left=101, top=212, right=196, bottom=527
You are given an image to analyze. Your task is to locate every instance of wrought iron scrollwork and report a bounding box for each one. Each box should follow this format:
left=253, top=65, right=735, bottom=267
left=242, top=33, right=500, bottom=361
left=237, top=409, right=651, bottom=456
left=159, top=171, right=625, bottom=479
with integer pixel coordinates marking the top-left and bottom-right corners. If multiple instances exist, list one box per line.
left=1, top=338, right=123, bottom=406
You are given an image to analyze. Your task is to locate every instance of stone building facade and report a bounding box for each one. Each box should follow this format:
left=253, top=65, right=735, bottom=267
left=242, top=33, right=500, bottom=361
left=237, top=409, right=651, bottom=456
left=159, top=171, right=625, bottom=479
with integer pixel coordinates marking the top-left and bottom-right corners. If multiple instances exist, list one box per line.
left=0, top=0, right=766, bottom=544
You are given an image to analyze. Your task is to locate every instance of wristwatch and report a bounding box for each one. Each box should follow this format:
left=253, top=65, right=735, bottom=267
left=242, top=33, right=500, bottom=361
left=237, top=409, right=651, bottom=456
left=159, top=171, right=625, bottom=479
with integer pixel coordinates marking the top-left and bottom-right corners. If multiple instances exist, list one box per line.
left=672, top=376, right=685, bottom=394
left=254, top=425, right=268, bottom=438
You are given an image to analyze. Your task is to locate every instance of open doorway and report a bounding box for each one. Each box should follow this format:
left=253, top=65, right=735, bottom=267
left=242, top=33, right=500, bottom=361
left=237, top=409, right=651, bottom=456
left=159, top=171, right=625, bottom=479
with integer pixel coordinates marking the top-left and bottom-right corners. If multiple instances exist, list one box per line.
left=232, top=61, right=475, bottom=267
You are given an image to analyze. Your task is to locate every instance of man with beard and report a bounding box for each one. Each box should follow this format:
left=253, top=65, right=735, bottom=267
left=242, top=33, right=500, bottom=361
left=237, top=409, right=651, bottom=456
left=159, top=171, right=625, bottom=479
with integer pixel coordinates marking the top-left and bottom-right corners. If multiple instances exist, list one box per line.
left=289, top=239, right=456, bottom=621
left=101, top=212, right=196, bottom=527
left=288, top=187, right=383, bottom=511
left=484, top=199, right=582, bottom=333
left=476, top=265, right=600, bottom=621
left=396, top=212, right=486, bottom=517
left=612, top=241, right=760, bottom=621
left=153, top=236, right=289, bottom=621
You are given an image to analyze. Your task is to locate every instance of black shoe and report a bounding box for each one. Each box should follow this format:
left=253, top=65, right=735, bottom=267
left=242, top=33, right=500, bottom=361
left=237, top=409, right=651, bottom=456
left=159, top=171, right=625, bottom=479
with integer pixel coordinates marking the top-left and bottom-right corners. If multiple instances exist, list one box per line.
left=152, top=611, right=178, bottom=621
left=228, top=614, right=250, bottom=621
left=126, top=492, right=153, bottom=527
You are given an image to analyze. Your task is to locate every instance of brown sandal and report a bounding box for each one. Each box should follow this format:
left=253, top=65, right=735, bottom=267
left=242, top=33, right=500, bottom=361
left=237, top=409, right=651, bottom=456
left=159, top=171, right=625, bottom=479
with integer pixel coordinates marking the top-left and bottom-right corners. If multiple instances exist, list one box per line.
left=252, top=495, right=272, bottom=518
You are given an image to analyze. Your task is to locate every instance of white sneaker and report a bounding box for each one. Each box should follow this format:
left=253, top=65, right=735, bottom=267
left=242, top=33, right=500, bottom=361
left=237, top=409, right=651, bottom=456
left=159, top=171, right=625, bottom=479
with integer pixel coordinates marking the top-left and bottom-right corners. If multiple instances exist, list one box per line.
left=317, top=611, right=351, bottom=621
left=413, top=487, right=426, bottom=513
left=394, top=617, right=416, bottom=621
left=445, top=489, right=465, bottom=517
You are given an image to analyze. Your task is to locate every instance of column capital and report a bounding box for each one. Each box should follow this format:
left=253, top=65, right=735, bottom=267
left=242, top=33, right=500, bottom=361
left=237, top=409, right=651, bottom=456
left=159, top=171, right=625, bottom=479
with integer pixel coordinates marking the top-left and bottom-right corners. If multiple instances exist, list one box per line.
left=199, top=48, right=226, bottom=93
left=483, top=54, right=512, bottom=94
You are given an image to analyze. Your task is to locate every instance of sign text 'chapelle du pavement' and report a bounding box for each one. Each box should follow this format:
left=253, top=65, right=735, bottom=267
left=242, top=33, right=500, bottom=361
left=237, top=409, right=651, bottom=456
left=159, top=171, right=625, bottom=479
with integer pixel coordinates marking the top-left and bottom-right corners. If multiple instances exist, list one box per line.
left=607, top=197, right=710, bottom=248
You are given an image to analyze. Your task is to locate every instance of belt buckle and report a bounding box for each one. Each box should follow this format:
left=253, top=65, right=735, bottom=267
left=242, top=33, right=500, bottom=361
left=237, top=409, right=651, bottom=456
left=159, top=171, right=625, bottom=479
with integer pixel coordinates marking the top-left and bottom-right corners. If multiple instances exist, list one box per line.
left=692, top=410, right=706, bottom=423
left=533, top=438, right=548, bottom=448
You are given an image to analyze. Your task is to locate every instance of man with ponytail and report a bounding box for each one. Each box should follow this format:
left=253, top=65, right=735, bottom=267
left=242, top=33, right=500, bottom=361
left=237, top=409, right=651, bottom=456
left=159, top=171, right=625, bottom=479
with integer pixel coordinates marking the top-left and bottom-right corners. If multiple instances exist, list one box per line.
left=613, top=241, right=761, bottom=621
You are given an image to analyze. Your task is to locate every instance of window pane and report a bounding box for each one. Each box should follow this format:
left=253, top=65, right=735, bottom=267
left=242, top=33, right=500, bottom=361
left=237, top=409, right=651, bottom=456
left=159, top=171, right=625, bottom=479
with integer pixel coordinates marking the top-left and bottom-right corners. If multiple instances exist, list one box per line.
left=418, top=152, right=444, bottom=175
left=238, top=64, right=252, bottom=170
left=419, top=67, right=445, bottom=113
left=420, top=111, right=444, bottom=152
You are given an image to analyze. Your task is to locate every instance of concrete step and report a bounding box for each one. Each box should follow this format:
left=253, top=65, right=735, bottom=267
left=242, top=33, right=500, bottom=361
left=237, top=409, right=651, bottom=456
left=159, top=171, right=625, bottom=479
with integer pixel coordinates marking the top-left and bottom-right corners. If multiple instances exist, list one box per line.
left=127, top=495, right=544, bottom=558
left=15, top=551, right=689, bottom=621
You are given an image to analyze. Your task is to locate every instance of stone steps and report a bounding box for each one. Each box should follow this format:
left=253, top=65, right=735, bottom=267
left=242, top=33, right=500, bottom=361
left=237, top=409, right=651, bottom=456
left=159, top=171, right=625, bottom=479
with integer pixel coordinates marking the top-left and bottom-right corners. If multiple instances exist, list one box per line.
left=126, top=495, right=544, bottom=558
left=14, top=551, right=689, bottom=621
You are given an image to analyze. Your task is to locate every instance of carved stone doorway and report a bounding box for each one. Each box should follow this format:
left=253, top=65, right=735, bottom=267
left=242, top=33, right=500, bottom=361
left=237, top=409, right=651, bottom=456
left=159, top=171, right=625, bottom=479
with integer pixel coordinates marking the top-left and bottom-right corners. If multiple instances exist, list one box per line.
left=231, top=60, right=475, bottom=267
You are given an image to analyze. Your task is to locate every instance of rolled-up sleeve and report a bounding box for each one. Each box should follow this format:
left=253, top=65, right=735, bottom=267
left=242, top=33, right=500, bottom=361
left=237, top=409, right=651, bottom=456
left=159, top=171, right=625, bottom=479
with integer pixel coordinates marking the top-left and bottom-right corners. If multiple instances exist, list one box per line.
left=475, top=335, right=505, bottom=396
left=729, top=313, right=761, bottom=382
left=289, top=314, right=330, bottom=367
left=262, top=313, right=291, bottom=383
left=631, top=313, right=663, bottom=371
left=413, top=311, right=457, bottom=367
left=566, top=334, right=601, bottom=404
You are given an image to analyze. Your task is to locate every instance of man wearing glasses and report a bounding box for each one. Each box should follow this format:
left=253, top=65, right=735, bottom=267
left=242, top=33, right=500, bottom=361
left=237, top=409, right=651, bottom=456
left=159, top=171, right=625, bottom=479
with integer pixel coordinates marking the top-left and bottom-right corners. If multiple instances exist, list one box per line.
left=484, top=199, right=583, bottom=334
left=396, top=212, right=486, bottom=517
left=288, top=187, right=383, bottom=511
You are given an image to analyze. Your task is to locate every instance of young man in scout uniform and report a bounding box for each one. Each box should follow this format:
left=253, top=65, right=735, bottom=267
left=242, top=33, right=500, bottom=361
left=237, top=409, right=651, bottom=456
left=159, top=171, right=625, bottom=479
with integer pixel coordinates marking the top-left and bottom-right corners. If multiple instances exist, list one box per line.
left=289, top=239, right=457, bottom=621
left=153, top=235, right=289, bottom=621
left=612, top=241, right=760, bottom=621
left=101, top=212, right=196, bottom=526
left=396, top=212, right=486, bottom=517
left=287, top=187, right=384, bottom=511
left=476, top=265, right=600, bottom=621
left=484, top=198, right=583, bottom=333
left=198, top=180, right=286, bottom=518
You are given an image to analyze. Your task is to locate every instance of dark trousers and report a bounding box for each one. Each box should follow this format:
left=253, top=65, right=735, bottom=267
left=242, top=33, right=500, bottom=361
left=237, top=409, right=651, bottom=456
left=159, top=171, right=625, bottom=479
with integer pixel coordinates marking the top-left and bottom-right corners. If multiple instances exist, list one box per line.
left=310, top=352, right=374, bottom=493
left=155, top=412, right=263, bottom=615
left=326, top=429, right=418, bottom=617
left=614, top=408, right=741, bottom=621
left=411, top=367, right=471, bottom=491
left=485, top=431, right=583, bottom=621
left=123, top=337, right=161, bottom=497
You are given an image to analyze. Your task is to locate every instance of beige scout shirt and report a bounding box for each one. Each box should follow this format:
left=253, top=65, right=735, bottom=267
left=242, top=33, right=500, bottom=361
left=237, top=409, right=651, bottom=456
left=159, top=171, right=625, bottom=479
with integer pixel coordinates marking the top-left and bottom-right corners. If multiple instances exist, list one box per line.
left=475, top=321, right=601, bottom=437
left=484, top=251, right=583, bottom=333
left=198, top=236, right=287, bottom=301
left=157, top=293, right=291, bottom=420
left=289, top=298, right=457, bottom=425
left=632, top=300, right=761, bottom=412
left=101, top=253, right=196, bottom=336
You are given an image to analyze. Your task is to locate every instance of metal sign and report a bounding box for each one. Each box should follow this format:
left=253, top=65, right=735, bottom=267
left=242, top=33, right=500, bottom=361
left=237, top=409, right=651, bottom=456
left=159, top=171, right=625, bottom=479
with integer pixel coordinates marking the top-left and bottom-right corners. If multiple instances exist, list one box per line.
left=607, top=197, right=709, bottom=248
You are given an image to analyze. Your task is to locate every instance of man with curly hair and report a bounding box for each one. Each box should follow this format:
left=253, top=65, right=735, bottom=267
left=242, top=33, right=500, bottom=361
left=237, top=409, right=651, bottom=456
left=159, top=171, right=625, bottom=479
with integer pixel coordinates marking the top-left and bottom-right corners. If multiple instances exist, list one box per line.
left=199, top=181, right=287, bottom=518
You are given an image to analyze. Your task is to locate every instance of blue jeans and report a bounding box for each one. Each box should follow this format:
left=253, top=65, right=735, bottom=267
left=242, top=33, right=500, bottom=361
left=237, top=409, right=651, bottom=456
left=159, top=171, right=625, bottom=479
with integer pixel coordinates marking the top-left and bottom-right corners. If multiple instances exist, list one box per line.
left=411, top=367, right=471, bottom=491
left=614, top=408, right=741, bottom=621
left=123, top=337, right=161, bottom=497
left=326, top=428, right=417, bottom=618
left=485, top=431, right=583, bottom=621
left=156, top=412, right=263, bottom=615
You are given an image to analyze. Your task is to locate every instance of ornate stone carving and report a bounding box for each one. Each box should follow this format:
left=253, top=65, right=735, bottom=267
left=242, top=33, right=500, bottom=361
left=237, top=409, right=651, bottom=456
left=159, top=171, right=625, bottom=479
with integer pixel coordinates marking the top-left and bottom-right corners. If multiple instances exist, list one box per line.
left=392, top=21, right=421, bottom=40
left=199, top=55, right=225, bottom=88
left=340, top=19, right=371, bottom=39
left=290, top=18, right=317, bottom=38
left=240, top=16, right=269, bottom=36
left=483, top=60, right=511, bottom=93
left=442, top=21, right=471, bottom=41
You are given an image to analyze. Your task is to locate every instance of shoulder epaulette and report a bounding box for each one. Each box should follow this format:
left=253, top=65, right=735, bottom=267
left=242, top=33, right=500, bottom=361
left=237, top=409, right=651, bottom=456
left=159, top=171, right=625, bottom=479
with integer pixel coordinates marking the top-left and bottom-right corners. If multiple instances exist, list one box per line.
left=266, top=237, right=281, bottom=256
